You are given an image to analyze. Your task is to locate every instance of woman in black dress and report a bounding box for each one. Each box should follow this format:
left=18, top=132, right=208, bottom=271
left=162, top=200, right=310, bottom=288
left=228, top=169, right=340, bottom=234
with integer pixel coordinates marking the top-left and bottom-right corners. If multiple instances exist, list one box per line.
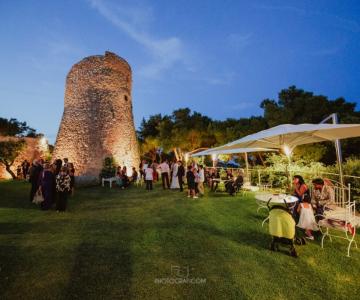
left=186, top=166, right=197, bottom=199
left=39, top=163, right=55, bottom=210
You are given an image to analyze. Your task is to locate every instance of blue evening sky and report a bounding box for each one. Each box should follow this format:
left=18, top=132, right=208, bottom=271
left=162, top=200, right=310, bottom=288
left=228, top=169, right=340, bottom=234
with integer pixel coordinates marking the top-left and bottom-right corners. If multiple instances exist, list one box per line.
left=1, top=0, right=360, bottom=143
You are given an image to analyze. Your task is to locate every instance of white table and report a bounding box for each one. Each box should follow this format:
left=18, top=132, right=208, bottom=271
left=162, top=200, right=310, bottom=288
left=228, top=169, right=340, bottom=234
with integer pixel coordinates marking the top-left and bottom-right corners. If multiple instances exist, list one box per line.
left=243, top=183, right=260, bottom=192
left=255, top=193, right=298, bottom=204
left=255, top=193, right=298, bottom=226
left=102, top=177, right=117, bottom=188
left=211, top=178, right=231, bottom=192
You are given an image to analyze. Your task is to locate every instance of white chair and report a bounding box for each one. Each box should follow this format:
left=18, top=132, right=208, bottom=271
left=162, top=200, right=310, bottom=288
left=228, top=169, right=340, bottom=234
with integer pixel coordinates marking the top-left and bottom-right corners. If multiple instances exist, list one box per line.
left=102, top=177, right=117, bottom=188
left=317, top=183, right=359, bottom=257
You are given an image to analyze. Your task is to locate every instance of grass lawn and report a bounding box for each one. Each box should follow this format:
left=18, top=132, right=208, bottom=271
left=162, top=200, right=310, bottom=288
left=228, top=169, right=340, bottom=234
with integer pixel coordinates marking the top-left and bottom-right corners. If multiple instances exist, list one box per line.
left=0, top=180, right=359, bottom=300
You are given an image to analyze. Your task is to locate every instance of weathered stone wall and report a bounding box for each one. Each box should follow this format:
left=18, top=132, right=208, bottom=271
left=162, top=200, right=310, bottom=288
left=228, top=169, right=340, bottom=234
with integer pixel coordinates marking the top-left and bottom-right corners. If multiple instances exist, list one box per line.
left=0, top=136, right=48, bottom=179
left=53, top=51, right=140, bottom=182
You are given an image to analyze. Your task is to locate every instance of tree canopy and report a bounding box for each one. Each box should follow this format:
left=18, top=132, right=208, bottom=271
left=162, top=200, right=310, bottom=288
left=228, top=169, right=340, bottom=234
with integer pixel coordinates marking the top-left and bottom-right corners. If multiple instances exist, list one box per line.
left=138, top=86, right=360, bottom=164
left=0, top=139, right=26, bottom=178
left=0, top=117, right=37, bottom=137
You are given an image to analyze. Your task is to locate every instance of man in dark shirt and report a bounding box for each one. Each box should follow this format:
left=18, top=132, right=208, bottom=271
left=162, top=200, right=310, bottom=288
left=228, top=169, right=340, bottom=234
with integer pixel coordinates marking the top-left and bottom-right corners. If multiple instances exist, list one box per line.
left=177, top=160, right=185, bottom=192
left=21, top=159, right=30, bottom=179
left=29, top=159, right=43, bottom=202
left=186, top=165, right=197, bottom=198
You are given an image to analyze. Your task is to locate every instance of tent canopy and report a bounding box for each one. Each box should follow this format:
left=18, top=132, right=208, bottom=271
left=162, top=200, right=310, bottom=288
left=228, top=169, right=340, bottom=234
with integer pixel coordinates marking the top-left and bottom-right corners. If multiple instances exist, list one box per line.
left=215, top=123, right=360, bottom=151
left=190, top=147, right=277, bottom=157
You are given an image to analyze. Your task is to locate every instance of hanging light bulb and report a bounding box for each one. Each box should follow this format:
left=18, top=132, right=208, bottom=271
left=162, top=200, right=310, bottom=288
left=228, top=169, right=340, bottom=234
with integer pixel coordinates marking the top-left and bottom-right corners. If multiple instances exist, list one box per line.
left=283, top=145, right=292, bottom=158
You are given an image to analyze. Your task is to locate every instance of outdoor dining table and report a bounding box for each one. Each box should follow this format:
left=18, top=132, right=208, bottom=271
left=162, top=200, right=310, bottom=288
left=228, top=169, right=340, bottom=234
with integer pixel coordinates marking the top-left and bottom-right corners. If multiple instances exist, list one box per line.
left=255, top=193, right=298, bottom=226
left=211, top=178, right=231, bottom=192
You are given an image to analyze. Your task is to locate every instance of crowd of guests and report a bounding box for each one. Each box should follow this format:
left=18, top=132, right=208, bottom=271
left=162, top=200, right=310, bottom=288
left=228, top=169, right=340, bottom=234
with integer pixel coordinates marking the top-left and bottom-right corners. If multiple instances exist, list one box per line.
left=136, top=159, right=245, bottom=199
left=115, top=166, right=138, bottom=189
left=25, top=158, right=75, bottom=212
left=139, top=159, right=187, bottom=192
left=291, top=175, right=335, bottom=240
left=205, top=168, right=244, bottom=195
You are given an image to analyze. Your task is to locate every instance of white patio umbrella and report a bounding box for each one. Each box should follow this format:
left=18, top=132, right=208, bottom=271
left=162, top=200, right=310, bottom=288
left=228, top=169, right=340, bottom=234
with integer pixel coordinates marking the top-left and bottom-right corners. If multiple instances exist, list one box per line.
left=191, top=146, right=278, bottom=181
left=215, top=123, right=360, bottom=185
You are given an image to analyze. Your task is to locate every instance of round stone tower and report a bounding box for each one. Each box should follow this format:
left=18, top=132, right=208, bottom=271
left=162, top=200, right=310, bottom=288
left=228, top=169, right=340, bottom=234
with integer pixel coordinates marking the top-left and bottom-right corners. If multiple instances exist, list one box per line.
left=53, top=51, right=140, bottom=184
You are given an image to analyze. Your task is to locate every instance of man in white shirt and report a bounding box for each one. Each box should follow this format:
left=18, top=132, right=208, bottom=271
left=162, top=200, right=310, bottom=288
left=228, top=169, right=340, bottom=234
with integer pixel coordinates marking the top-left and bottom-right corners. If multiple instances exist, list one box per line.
left=158, top=160, right=170, bottom=189
left=145, top=163, right=154, bottom=190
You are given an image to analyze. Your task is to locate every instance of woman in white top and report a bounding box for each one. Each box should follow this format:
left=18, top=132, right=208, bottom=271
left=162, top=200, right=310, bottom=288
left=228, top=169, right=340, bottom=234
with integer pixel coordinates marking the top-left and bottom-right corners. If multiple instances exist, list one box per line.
left=170, top=161, right=180, bottom=189
left=145, top=162, right=154, bottom=190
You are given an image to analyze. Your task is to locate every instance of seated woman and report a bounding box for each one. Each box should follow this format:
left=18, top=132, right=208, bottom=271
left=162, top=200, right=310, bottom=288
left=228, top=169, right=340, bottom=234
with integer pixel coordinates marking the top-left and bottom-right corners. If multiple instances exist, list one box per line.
left=292, top=175, right=309, bottom=219
left=311, top=178, right=335, bottom=216
left=121, top=166, right=130, bottom=188
left=293, top=175, right=309, bottom=201
left=226, top=169, right=234, bottom=180
left=115, top=166, right=123, bottom=187
left=226, top=171, right=244, bottom=196
left=211, top=169, right=220, bottom=192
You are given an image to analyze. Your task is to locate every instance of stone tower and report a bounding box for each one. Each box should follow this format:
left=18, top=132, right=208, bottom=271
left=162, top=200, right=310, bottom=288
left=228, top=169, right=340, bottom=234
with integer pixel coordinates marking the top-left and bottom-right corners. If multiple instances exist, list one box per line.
left=53, top=51, right=140, bottom=184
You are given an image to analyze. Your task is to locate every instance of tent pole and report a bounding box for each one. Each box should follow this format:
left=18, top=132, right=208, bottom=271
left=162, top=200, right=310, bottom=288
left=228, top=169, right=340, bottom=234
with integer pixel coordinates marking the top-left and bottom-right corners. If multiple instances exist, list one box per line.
left=321, top=113, right=344, bottom=186
left=244, top=152, right=249, bottom=182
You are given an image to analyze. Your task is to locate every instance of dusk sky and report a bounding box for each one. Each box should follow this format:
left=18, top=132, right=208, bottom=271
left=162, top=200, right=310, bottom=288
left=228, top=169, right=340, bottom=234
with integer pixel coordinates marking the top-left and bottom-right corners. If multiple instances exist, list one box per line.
left=1, top=0, right=360, bottom=143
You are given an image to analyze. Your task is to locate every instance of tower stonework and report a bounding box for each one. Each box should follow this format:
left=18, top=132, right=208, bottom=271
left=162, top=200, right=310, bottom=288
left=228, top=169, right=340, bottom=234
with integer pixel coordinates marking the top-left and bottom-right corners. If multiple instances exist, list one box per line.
left=53, top=51, right=140, bottom=184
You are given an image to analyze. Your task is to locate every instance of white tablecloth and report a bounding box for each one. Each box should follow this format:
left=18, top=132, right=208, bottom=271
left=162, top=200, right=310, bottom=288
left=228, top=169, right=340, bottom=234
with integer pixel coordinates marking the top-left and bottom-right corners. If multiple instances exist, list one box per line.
left=255, top=193, right=298, bottom=204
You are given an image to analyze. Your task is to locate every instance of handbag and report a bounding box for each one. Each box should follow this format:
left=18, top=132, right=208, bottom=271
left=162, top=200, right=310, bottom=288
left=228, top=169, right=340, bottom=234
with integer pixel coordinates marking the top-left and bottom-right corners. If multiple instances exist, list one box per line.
left=33, top=189, right=44, bottom=204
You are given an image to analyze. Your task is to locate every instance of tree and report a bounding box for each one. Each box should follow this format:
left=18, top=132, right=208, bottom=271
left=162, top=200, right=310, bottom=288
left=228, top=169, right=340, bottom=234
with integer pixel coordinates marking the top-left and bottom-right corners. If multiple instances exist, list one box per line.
left=260, top=86, right=360, bottom=162
left=0, top=117, right=37, bottom=137
left=99, top=156, right=117, bottom=179
left=260, top=86, right=360, bottom=126
left=137, top=88, right=360, bottom=165
left=140, top=137, right=161, bottom=161
left=137, top=114, right=162, bottom=142
left=0, top=140, right=26, bottom=178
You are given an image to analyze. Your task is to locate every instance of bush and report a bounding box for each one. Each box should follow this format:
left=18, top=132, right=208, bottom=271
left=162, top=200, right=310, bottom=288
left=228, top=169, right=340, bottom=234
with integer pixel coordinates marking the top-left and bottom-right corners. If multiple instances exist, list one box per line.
left=253, top=154, right=360, bottom=211
left=99, top=156, right=117, bottom=179
left=251, top=153, right=327, bottom=188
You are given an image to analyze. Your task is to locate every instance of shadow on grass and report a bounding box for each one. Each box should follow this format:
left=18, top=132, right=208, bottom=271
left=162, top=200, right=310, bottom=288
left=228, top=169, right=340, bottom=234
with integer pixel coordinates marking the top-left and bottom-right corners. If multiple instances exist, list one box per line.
left=64, top=221, right=134, bottom=299
left=0, top=245, right=24, bottom=297
left=0, top=222, right=34, bottom=234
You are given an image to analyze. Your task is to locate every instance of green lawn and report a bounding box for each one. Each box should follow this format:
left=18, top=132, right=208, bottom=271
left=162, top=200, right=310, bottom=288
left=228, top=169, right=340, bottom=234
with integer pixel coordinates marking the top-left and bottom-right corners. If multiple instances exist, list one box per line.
left=0, top=180, right=359, bottom=300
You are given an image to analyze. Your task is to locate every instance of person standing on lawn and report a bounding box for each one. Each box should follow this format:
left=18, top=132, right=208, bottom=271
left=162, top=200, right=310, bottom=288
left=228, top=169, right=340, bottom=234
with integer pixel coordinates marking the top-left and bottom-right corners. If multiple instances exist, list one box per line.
left=177, top=160, right=185, bottom=192
left=29, top=159, right=43, bottom=202
left=158, top=159, right=170, bottom=189
left=22, top=159, right=30, bottom=179
left=170, top=160, right=180, bottom=189
left=56, top=166, right=71, bottom=212
left=151, top=160, right=159, bottom=182
left=131, top=167, right=138, bottom=183
left=186, top=165, right=197, bottom=199
left=197, top=165, right=205, bottom=196
left=297, top=194, right=318, bottom=240
left=145, top=161, right=154, bottom=190
left=39, top=163, right=55, bottom=210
